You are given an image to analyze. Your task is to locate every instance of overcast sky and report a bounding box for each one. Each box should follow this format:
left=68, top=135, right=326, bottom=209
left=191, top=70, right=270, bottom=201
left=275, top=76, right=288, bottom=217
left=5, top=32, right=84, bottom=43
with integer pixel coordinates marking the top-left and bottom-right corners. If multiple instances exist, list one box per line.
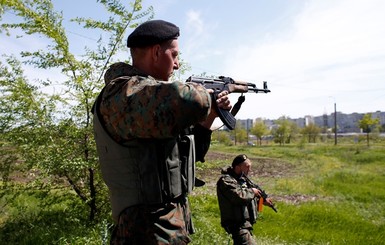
left=2, top=0, right=385, bottom=120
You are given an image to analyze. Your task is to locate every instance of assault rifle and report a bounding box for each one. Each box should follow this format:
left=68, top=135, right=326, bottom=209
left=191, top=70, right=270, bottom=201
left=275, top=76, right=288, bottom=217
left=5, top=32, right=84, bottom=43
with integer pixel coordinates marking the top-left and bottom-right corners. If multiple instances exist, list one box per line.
left=243, top=174, right=278, bottom=213
left=186, top=76, right=271, bottom=130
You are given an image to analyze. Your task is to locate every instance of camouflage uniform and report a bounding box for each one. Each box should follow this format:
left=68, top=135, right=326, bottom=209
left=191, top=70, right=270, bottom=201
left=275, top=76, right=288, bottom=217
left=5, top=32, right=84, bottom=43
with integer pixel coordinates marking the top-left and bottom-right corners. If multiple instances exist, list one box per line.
left=94, top=62, right=212, bottom=245
left=216, top=167, right=259, bottom=245
left=100, top=62, right=210, bottom=141
left=110, top=201, right=193, bottom=244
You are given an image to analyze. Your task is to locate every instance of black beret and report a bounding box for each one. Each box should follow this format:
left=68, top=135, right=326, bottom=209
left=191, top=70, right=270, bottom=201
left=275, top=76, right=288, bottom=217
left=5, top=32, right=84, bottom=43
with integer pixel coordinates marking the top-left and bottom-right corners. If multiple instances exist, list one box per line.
left=232, top=154, right=248, bottom=167
left=127, top=20, right=180, bottom=48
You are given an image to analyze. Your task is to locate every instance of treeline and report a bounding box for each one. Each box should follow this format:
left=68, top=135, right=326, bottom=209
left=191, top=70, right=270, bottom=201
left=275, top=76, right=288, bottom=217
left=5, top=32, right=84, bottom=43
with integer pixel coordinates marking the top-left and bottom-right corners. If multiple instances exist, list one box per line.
left=213, top=114, right=382, bottom=146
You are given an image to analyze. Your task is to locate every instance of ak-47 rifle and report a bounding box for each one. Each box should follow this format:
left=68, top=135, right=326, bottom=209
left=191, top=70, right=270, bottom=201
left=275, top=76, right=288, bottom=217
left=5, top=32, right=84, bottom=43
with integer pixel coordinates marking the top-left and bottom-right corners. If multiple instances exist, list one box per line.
left=243, top=174, right=278, bottom=213
left=186, top=76, right=271, bottom=130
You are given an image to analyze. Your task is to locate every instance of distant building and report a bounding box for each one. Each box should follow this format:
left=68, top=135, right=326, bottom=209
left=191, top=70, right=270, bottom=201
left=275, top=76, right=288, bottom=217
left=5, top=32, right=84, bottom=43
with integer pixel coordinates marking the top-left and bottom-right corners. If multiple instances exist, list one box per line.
left=238, top=119, right=253, bottom=130
left=304, top=115, right=314, bottom=126
left=323, top=112, right=329, bottom=132
left=235, top=111, right=385, bottom=133
left=313, top=111, right=385, bottom=133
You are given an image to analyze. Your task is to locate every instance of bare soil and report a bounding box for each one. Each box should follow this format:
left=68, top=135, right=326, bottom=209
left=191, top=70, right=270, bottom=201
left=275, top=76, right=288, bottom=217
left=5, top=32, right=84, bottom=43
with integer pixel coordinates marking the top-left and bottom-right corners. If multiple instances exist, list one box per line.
left=194, top=151, right=321, bottom=205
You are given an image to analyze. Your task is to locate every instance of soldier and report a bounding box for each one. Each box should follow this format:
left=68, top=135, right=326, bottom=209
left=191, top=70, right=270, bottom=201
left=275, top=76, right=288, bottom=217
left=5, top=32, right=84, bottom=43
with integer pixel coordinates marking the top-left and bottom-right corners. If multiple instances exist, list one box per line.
left=92, top=20, right=231, bottom=244
left=216, top=154, right=275, bottom=245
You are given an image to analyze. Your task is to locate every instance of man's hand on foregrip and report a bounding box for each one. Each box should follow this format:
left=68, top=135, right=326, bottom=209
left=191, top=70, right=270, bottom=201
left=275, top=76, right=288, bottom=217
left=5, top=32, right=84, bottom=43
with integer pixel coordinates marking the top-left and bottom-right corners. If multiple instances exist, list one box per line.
left=265, top=198, right=278, bottom=213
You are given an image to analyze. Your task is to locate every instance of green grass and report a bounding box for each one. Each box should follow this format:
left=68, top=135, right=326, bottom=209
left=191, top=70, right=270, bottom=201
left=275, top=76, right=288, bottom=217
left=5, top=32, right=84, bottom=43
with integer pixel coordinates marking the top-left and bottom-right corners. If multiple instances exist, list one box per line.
left=0, top=188, right=109, bottom=244
left=194, top=143, right=385, bottom=244
left=254, top=201, right=385, bottom=245
left=1, top=142, right=384, bottom=244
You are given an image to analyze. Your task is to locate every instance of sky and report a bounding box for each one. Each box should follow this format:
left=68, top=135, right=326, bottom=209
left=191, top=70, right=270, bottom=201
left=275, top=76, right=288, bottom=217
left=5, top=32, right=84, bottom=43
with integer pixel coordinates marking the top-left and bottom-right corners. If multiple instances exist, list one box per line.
left=1, top=0, right=385, bottom=121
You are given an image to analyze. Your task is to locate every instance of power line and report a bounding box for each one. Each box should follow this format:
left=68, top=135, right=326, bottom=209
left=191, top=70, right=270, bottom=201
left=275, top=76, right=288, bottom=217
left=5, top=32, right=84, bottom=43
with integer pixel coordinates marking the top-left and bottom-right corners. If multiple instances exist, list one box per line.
left=67, top=30, right=99, bottom=42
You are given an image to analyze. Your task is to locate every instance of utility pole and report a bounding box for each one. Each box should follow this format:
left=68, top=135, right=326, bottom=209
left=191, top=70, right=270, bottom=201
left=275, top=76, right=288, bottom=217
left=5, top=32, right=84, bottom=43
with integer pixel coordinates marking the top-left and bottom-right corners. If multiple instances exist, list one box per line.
left=234, top=125, right=237, bottom=146
left=329, top=96, right=338, bottom=146
left=334, top=102, right=337, bottom=145
left=246, top=119, right=250, bottom=144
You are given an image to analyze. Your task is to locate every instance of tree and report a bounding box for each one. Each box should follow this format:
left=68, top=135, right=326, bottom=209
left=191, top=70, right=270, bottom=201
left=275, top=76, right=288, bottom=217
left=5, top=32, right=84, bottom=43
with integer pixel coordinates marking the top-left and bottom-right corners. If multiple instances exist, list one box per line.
left=1, top=56, right=54, bottom=186
left=230, top=122, right=247, bottom=145
left=287, top=119, right=299, bottom=144
left=271, top=116, right=296, bottom=146
left=211, top=130, right=232, bottom=146
left=301, top=123, right=321, bottom=143
left=250, top=121, right=268, bottom=146
left=358, top=113, right=380, bottom=146
left=381, top=123, right=385, bottom=133
left=0, top=0, right=153, bottom=221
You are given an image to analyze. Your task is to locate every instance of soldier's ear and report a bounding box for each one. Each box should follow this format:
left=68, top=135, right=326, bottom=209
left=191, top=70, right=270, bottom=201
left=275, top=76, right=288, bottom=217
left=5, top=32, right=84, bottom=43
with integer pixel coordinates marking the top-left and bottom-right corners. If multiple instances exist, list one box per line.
left=151, top=44, right=162, bottom=62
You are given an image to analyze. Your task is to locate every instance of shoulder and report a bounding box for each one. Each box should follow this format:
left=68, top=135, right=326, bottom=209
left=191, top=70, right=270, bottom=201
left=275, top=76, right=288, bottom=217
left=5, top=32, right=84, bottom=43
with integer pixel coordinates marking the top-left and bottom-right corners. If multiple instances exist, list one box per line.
left=217, top=173, right=237, bottom=186
left=101, top=75, right=155, bottom=99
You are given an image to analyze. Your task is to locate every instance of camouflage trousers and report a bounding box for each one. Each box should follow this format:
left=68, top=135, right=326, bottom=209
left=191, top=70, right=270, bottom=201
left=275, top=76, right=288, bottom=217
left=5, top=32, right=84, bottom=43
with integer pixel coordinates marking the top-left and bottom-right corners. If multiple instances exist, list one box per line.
left=230, top=228, right=257, bottom=245
left=110, top=201, right=193, bottom=245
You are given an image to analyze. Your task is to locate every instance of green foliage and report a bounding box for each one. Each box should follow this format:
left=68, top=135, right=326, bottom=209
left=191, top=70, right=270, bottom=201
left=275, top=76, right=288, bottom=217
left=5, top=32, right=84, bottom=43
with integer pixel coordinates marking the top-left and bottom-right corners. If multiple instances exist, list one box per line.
left=358, top=113, right=381, bottom=146
left=230, top=122, right=248, bottom=145
left=271, top=116, right=298, bottom=145
left=0, top=185, right=112, bottom=244
left=250, top=120, right=269, bottom=146
left=211, top=130, right=232, bottom=146
left=358, top=113, right=380, bottom=133
left=0, top=56, right=54, bottom=130
left=0, top=0, right=153, bottom=221
left=301, top=123, right=321, bottom=143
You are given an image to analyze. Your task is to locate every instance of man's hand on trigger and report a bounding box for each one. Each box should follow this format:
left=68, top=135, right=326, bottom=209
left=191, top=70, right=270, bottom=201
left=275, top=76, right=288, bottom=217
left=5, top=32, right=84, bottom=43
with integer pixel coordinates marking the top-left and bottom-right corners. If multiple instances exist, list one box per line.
left=252, top=188, right=262, bottom=197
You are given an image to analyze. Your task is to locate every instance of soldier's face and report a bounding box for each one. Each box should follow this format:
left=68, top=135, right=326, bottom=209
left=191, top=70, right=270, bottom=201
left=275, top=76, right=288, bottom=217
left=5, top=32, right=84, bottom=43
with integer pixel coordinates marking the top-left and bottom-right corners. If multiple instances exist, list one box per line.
left=239, top=160, right=252, bottom=176
left=153, top=39, right=179, bottom=81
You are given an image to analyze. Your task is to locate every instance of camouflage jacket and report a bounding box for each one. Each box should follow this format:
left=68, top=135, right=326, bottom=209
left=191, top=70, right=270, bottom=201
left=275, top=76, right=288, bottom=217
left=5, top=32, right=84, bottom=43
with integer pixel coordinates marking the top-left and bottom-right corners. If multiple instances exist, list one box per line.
left=99, top=62, right=212, bottom=142
left=216, top=167, right=258, bottom=230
